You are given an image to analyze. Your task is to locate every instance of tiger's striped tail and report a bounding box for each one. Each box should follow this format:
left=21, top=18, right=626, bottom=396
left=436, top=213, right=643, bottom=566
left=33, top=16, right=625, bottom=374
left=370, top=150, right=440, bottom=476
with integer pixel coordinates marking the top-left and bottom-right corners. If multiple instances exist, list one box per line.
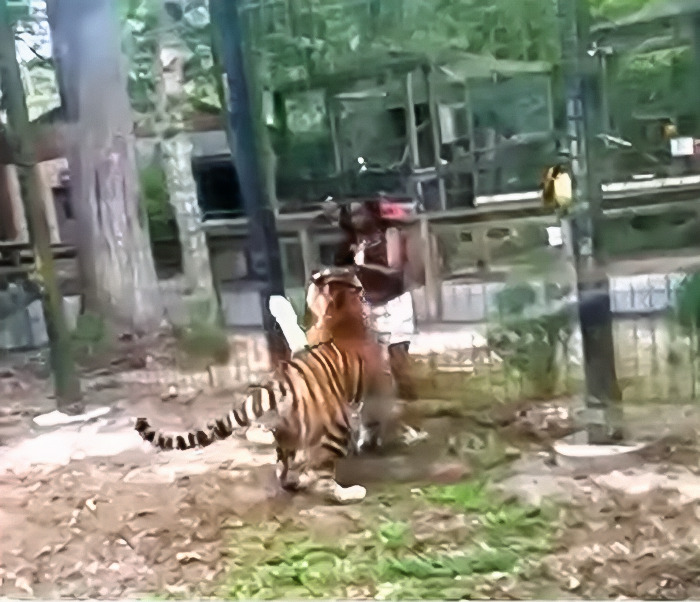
left=135, top=382, right=280, bottom=451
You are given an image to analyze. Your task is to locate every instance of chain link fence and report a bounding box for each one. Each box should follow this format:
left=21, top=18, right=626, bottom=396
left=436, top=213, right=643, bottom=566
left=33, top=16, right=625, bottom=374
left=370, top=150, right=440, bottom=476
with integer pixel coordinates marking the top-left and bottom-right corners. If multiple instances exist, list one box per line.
left=0, top=271, right=698, bottom=410
left=408, top=271, right=700, bottom=405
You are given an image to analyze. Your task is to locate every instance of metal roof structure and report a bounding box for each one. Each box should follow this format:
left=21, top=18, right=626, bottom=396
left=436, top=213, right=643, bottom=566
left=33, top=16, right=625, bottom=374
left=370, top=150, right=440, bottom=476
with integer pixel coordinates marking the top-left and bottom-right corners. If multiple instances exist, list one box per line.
left=592, top=0, right=700, bottom=34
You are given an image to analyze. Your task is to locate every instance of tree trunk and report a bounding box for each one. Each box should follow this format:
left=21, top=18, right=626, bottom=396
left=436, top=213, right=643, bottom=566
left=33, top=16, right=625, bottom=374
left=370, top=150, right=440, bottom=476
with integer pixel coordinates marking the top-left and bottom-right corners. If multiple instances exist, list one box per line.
left=0, top=164, right=20, bottom=240
left=155, top=16, right=218, bottom=324
left=161, top=134, right=218, bottom=321
left=48, top=0, right=163, bottom=333
left=0, top=0, right=82, bottom=408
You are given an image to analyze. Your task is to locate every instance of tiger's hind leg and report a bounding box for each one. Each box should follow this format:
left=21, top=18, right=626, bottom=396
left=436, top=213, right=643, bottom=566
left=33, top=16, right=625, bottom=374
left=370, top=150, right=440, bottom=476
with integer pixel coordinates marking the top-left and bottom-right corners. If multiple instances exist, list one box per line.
left=297, top=452, right=366, bottom=505
left=275, top=447, right=301, bottom=491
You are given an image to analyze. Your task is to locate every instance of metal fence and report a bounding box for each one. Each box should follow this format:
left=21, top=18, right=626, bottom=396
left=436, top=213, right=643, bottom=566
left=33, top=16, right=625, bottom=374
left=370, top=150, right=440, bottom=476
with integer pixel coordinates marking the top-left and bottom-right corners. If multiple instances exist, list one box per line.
left=410, top=271, right=700, bottom=405
left=0, top=272, right=696, bottom=409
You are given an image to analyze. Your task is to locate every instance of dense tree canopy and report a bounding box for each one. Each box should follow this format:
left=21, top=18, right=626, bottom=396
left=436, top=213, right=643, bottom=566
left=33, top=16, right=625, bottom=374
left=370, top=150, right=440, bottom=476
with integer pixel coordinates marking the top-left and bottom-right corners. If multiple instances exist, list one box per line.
left=1, top=0, right=693, bottom=187
left=119, top=0, right=221, bottom=128
left=6, top=0, right=675, bottom=129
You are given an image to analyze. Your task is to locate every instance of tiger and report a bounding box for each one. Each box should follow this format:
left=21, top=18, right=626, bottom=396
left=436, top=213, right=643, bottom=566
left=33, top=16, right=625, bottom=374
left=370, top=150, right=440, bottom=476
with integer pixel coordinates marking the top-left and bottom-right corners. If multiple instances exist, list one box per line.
left=135, top=338, right=371, bottom=504
left=302, top=266, right=423, bottom=451
left=136, top=268, right=392, bottom=504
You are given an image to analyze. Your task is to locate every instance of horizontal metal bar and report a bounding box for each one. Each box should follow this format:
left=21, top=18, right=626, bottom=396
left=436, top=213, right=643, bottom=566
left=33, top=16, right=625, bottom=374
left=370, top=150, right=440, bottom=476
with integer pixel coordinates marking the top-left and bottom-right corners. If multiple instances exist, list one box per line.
left=202, top=175, right=700, bottom=235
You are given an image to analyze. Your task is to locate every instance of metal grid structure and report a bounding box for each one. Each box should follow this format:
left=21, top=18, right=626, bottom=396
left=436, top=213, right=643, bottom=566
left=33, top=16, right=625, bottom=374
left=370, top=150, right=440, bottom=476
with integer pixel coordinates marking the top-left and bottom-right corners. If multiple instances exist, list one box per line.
left=61, top=270, right=697, bottom=407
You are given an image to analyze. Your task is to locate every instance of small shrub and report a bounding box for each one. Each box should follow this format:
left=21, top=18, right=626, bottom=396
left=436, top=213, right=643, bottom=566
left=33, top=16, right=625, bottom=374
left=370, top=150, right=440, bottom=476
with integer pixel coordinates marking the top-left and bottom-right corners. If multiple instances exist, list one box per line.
left=174, top=320, right=230, bottom=365
left=71, top=311, right=108, bottom=356
left=140, top=164, right=177, bottom=242
left=488, top=282, right=573, bottom=398
left=674, top=272, right=700, bottom=344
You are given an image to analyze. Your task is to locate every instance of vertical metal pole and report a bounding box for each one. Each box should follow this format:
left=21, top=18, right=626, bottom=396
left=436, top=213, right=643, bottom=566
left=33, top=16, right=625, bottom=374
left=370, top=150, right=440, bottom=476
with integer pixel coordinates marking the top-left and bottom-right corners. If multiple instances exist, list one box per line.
left=210, top=0, right=288, bottom=365
left=0, top=0, right=82, bottom=408
left=558, top=0, right=622, bottom=443
left=326, top=95, right=343, bottom=175
left=419, top=214, right=440, bottom=322
left=692, top=14, right=700, bottom=133
left=298, top=227, right=315, bottom=282
left=424, top=65, right=447, bottom=211
left=405, top=71, right=420, bottom=169
left=598, top=52, right=611, bottom=134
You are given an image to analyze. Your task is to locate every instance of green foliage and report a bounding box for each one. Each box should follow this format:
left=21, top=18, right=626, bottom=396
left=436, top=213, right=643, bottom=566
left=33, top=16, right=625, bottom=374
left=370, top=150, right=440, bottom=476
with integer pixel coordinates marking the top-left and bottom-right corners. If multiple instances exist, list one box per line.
left=589, top=0, right=655, bottom=20
left=72, top=312, right=107, bottom=344
left=120, top=0, right=220, bottom=125
left=377, top=521, right=411, bottom=550
left=674, top=272, right=700, bottom=339
left=71, top=311, right=109, bottom=357
left=241, top=0, right=561, bottom=90
left=140, top=164, right=177, bottom=242
left=488, top=281, right=573, bottom=398
left=612, top=45, right=695, bottom=146
left=495, top=282, right=538, bottom=316
left=423, top=480, right=491, bottom=510
left=424, top=480, right=555, bottom=553
left=223, top=481, right=555, bottom=600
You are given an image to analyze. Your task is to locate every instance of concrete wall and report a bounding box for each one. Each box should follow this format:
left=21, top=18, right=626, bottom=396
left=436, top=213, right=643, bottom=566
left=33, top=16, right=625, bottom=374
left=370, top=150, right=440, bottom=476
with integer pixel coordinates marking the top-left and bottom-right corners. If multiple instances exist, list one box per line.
left=0, top=294, right=81, bottom=351
left=411, top=272, right=686, bottom=324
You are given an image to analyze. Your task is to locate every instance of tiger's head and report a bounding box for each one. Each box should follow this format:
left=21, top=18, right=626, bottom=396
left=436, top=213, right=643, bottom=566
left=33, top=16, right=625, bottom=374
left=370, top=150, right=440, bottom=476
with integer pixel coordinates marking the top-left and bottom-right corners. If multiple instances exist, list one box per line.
left=305, top=267, right=371, bottom=346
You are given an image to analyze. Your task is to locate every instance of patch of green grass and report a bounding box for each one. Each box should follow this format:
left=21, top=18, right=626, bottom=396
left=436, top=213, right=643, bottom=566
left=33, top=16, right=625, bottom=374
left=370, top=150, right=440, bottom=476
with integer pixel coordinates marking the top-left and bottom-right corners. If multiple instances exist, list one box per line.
left=377, top=520, right=411, bottom=550
left=423, top=480, right=556, bottom=553
left=422, top=480, right=492, bottom=510
left=222, top=480, right=557, bottom=600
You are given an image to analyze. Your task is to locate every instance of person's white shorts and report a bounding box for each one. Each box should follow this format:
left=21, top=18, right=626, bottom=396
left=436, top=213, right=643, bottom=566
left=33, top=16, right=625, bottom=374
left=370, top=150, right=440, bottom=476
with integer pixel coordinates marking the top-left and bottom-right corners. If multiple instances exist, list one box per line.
left=370, top=291, right=416, bottom=346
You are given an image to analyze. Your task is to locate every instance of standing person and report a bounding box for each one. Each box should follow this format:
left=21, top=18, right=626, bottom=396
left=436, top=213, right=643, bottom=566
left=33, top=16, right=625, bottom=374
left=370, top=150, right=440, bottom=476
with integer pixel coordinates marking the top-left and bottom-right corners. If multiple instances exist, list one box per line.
left=332, top=199, right=419, bottom=400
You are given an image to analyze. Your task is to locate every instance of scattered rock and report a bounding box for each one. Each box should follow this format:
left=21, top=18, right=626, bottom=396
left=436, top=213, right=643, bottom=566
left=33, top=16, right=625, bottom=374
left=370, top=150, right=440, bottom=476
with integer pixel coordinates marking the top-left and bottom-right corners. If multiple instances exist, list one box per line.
left=161, top=385, right=178, bottom=401
left=427, top=461, right=471, bottom=484
left=176, top=552, right=202, bottom=564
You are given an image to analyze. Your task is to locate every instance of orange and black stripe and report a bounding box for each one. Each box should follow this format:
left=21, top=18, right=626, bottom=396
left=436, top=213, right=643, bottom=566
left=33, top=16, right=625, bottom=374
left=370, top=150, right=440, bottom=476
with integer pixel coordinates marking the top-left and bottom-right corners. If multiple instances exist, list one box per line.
left=135, top=340, right=366, bottom=460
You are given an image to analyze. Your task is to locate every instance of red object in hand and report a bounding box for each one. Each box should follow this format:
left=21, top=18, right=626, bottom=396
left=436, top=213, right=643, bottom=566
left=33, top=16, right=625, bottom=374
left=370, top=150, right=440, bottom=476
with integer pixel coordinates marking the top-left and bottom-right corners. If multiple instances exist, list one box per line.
left=379, top=200, right=410, bottom=219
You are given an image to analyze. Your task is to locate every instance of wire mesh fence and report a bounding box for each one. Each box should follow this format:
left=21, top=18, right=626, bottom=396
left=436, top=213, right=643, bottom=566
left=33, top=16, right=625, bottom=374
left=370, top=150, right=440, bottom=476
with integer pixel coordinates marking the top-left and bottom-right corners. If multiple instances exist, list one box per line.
left=413, top=271, right=700, bottom=405
left=0, top=271, right=697, bottom=410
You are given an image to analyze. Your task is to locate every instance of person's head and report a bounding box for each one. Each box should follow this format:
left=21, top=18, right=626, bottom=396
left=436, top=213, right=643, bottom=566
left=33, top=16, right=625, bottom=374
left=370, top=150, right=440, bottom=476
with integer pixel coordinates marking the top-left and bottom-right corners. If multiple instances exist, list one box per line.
left=348, top=200, right=383, bottom=234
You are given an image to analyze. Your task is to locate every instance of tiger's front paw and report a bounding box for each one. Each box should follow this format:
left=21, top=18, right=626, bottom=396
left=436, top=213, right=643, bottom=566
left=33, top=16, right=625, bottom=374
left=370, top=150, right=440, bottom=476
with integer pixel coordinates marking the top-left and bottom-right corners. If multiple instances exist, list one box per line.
left=328, top=483, right=366, bottom=504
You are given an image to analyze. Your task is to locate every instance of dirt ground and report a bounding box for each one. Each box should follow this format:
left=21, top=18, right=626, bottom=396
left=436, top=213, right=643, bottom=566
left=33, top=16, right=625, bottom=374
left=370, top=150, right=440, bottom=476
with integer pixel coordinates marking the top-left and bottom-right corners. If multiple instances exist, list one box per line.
left=3, top=343, right=700, bottom=599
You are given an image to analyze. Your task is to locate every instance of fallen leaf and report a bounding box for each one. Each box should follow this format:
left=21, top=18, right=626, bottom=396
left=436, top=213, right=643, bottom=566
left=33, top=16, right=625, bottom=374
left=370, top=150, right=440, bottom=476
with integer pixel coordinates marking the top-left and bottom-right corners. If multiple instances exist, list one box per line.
left=176, top=552, right=202, bottom=564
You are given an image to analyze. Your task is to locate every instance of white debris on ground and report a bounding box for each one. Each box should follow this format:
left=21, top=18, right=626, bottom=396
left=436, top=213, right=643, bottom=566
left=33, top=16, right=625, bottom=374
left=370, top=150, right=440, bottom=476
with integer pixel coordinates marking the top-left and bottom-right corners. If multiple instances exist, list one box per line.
left=33, top=406, right=111, bottom=427
left=0, top=416, right=142, bottom=473
left=592, top=468, right=700, bottom=503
